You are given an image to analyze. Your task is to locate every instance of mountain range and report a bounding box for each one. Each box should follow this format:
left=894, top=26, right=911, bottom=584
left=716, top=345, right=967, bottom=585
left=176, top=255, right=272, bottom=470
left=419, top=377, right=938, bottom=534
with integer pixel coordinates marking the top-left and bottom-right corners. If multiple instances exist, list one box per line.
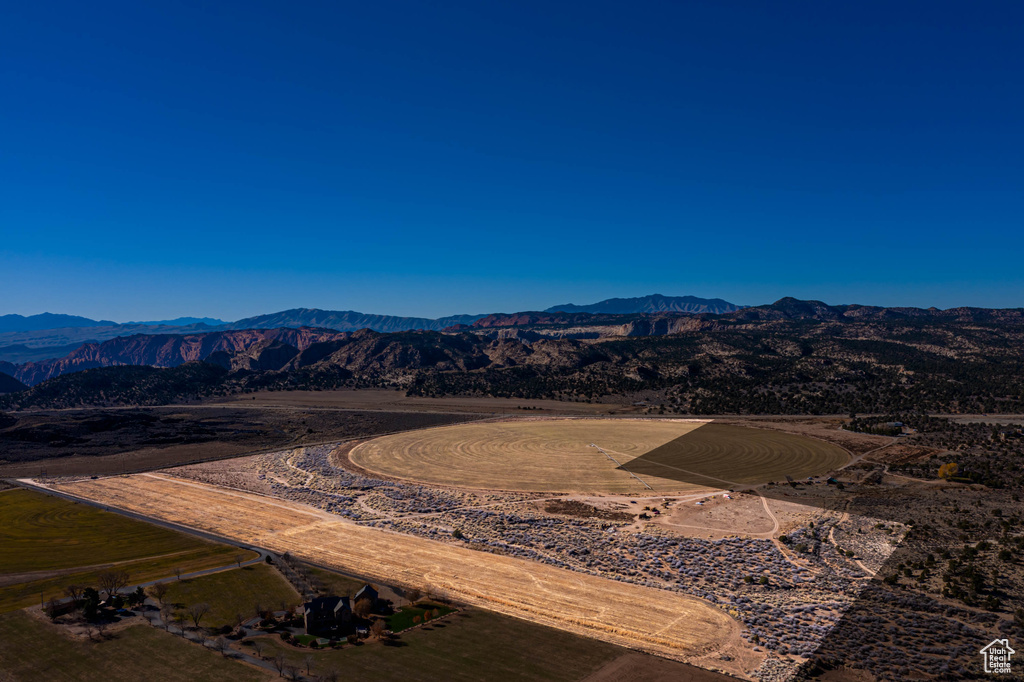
left=545, top=294, right=742, bottom=315
left=223, top=309, right=486, bottom=334
left=128, top=317, right=227, bottom=326
left=0, top=313, right=223, bottom=332
left=0, top=313, right=117, bottom=333
left=4, top=297, right=1024, bottom=415
left=0, top=294, right=734, bottom=360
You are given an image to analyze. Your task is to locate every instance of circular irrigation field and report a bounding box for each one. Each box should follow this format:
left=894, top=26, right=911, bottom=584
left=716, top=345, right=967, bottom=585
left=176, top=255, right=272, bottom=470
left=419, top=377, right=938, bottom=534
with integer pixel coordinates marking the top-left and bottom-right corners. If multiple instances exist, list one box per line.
left=346, top=418, right=849, bottom=494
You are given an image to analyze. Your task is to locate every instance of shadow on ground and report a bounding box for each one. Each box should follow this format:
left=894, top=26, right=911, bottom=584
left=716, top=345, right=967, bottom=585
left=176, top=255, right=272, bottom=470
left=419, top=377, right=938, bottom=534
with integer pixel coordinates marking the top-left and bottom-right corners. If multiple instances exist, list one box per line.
left=618, top=426, right=1017, bottom=679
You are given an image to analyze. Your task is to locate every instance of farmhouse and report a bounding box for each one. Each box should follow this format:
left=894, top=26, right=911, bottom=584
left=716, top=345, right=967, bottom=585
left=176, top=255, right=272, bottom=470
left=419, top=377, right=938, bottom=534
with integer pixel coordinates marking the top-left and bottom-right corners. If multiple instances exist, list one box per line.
left=303, top=595, right=351, bottom=635
left=354, top=583, right=379, bottom=609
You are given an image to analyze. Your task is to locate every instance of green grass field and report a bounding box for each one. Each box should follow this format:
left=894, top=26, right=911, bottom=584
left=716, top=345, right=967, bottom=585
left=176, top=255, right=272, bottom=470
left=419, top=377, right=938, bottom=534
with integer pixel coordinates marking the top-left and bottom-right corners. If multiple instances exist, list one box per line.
left=163, top=564, right=301, bottom=629
left=0, top=610, right=269, bottom=681
left=253, top=607, right=628, bottom=681
left=387, top=602, right=454, bottom=632
left=0, top=488, right=256, bottom=612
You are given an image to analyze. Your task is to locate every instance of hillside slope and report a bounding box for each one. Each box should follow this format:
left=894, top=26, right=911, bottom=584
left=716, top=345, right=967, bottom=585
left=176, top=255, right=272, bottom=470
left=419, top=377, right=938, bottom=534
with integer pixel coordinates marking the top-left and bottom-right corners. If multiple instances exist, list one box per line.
left=13, top=328, right=346, bottom=385
left=5, top=364, right=229, bottom=407
left=0, top=372, right=27, bottom=394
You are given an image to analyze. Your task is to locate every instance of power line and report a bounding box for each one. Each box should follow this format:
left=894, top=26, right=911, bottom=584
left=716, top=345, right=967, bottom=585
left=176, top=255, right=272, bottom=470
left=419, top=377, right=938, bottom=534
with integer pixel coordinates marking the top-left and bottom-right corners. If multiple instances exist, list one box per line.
left=589, top=440, right=651, bottom=489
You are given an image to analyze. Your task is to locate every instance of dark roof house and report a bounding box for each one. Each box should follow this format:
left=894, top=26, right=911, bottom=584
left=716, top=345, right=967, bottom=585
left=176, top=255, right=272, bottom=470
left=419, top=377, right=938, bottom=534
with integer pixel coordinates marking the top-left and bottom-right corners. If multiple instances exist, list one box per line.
left=303, top=595, right=351, bottom=635
left=354, top=584, right=379, bottom=606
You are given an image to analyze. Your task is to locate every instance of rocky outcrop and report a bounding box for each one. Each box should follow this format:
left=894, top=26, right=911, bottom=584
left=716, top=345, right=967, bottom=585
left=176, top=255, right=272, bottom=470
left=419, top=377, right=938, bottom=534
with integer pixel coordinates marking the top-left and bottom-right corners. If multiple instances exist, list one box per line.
left=312, top=330, right=492, bottom=379
left=617, top=316, right=720, bottom=337
left=466, top=312, right=608, bottom=328
left=205, top=340, right=302, bottom=372
left=13, top=328, right=344, bottom=385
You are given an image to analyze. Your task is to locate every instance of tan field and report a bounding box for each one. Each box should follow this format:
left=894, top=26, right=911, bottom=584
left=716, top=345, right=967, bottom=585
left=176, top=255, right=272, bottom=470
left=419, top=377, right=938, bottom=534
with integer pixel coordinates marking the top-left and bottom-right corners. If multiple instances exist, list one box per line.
left=348, top=418, right=711, bottom=493
left=50, top=473, right=736, bottom=660
left=348, top=418, right=848, bottom=493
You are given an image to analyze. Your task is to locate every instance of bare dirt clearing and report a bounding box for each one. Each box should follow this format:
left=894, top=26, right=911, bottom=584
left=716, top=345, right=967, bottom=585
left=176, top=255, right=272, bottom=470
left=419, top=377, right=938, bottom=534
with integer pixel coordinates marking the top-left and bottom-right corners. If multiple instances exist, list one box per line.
left=653, top=492, right=776, bottom=539
left=51, top=474, right=737, bottom=661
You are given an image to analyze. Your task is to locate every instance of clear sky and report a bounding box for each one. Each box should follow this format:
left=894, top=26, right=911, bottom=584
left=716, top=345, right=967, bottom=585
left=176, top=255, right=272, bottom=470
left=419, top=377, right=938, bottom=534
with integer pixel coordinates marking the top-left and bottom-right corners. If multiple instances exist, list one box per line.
left=2, top=1, right=1022, bottom=321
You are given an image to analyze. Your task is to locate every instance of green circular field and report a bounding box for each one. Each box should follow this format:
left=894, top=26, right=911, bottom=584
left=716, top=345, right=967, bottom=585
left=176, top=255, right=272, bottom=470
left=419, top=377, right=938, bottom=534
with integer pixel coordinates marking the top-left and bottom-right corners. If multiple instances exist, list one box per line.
left=346, top=419, right=849, bottom=493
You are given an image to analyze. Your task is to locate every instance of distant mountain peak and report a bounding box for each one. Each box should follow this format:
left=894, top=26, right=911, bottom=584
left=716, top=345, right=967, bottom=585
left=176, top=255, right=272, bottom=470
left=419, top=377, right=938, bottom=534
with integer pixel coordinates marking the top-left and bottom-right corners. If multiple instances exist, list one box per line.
left=128, top=317, right=226, bottom=327
left=0, top=312, right=116, bottom=333
left=545, top=294, right=743, bottom=315
left=226, top=308, right=486, bottom=333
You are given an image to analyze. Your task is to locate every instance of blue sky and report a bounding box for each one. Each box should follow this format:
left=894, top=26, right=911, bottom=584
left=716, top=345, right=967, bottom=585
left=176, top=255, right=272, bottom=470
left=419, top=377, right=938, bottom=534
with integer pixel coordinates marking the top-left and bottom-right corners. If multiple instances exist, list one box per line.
left=2, top=1, right=1022, bottom=320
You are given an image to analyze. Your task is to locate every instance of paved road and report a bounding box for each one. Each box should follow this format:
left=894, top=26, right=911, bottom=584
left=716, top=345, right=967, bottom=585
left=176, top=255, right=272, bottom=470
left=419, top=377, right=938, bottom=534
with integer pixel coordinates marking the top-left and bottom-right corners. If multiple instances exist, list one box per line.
left=124, top=548, right=269, bottom=592
left=32, top=545, right=270, bottom=612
